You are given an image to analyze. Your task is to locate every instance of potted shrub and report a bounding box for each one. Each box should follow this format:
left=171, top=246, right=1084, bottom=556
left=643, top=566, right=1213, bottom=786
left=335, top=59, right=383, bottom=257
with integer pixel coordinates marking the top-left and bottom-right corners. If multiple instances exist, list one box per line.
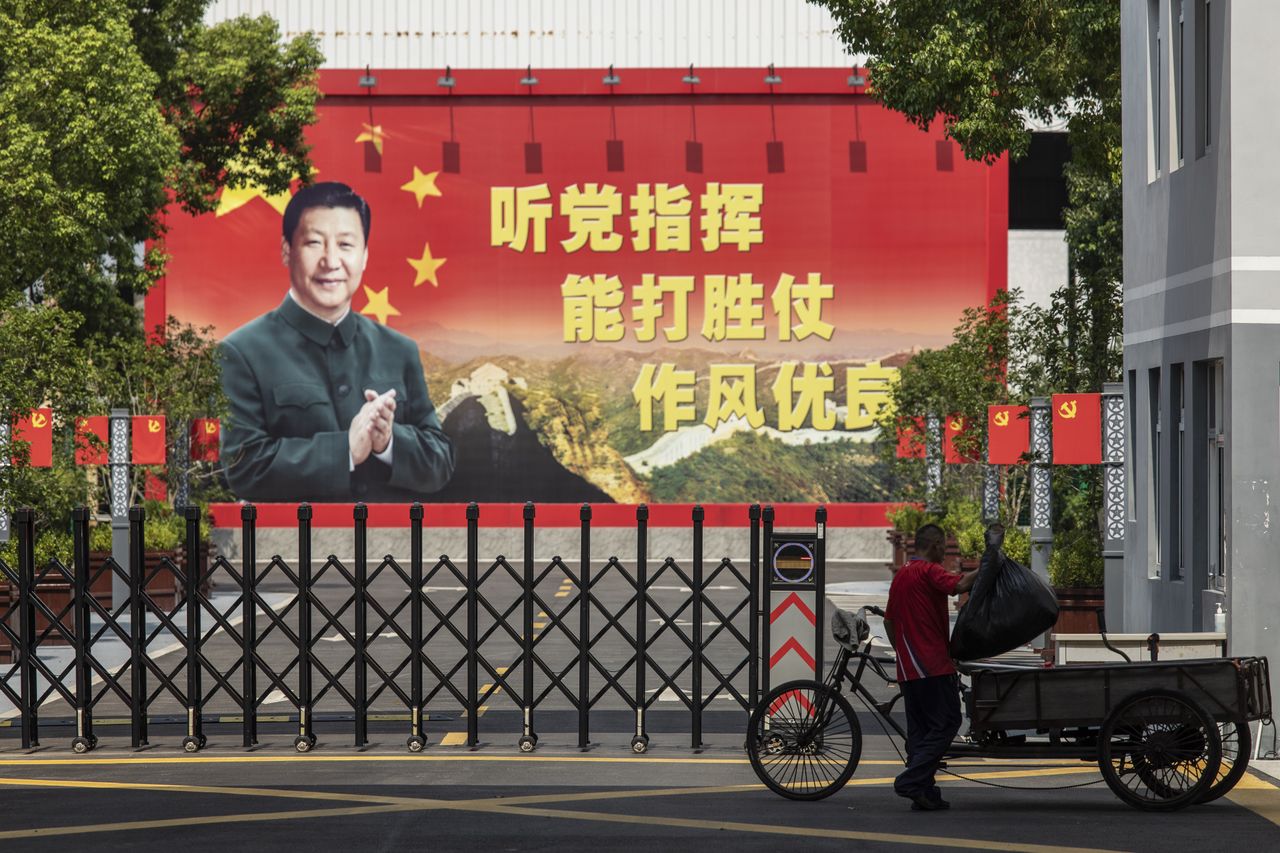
left=0, top=530, right=77, bottom=660
left=1047, top=529, right=1105, bottom=635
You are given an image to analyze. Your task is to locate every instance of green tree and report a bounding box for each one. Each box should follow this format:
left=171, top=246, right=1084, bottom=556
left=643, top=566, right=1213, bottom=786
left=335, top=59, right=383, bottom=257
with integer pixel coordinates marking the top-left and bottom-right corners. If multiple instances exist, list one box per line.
left=0, top=0, right=323, bottom=342
left=0, top=304, right=98, bottom=545
left=821, top=1, right=1119, bottom=580
left=882, top=290, right=1030, bottom=531
left=0, top=1, right=320, bottom=560
left=813, top=0, right=1122, bottom=391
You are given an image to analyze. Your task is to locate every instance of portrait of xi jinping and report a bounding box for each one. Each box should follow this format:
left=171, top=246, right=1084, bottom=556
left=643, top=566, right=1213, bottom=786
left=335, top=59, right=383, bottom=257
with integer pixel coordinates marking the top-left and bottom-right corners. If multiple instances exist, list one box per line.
left=219, top=181, right=455, bottom=502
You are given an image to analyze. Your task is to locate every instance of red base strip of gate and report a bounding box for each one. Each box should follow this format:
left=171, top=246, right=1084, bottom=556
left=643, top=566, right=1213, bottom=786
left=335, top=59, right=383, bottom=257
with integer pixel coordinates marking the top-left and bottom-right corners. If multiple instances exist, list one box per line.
left=209, top=502, right=901, bottom=529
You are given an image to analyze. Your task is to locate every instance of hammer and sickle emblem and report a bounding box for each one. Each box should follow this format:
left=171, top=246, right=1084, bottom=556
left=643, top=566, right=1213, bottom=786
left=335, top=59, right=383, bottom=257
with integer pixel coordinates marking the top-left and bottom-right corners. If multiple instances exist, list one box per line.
left=30, top=413, right=48, bottom=429
left=993, top=410, right=1009, bottom=428
left=204, top=421, right=218, bottom=434
left=1058, top=400, right=1078, bottom=419
left=949, top=417, right=963, bottom=432
left=148, top=418, right=162, bottom=433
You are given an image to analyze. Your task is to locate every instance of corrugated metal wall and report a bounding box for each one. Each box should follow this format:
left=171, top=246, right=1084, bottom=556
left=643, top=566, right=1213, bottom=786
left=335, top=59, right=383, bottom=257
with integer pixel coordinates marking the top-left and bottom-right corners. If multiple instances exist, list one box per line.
left=204, top=0, right=860, bottom=69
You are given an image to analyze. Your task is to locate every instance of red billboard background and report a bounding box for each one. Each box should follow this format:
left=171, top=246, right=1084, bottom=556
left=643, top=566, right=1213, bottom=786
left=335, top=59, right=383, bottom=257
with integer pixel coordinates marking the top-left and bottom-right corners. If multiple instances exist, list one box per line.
left=150, top=69, right=1006, bottom=523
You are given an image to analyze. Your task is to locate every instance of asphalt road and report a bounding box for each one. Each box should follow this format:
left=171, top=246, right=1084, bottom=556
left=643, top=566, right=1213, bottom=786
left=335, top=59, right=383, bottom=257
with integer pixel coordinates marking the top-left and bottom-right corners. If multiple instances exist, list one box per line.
left=0, top=722, right=1276, bottom=852
left=7, top=559, right=1277, bottom=850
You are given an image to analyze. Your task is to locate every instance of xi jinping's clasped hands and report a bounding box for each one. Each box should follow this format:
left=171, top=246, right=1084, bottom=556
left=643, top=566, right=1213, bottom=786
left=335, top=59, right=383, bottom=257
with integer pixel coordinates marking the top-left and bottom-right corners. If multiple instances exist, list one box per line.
left=349, top=389, right=397, bottom=465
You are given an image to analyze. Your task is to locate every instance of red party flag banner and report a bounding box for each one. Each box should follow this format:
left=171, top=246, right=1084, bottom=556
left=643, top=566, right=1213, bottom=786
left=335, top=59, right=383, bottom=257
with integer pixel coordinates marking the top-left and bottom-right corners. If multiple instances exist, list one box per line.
left=895, top=417, right=926, bottom=459
left=1051, top=393, right=1102, bottom=464
left=987, top=405, right=1030, bottom=464
left=190, top=418, right=221, bottom=461
left=74, top=416, right=109, bottom=465
left=132, top=415, right=167, bottom=465
left=13, top=408, right=53, bottom=467
left=943, top=414, right=978, bottom=463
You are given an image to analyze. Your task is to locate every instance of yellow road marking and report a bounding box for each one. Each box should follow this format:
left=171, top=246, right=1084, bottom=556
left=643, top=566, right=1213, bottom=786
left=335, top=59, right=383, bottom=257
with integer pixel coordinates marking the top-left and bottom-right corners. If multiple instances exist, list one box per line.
left=534, top=622, right=547, bottom=629
left=554, top=592, right=568, bottom=598
left=1233, top=772, right=1278, bottom=790
left=1227, top=771, right=1280, bottom=829
left=481, top=804, right=1125, bottom=853
left=0, top=804, right=418, bottom=840
left=0, top=768, right=1100, bottom=807
left=439, top=732, right=468, bottom=746
left=0, top=776, right=426, bottom=806
left=0, top=766, right=1123, bottom=846
left=0, top=754, right=1083, bottom=768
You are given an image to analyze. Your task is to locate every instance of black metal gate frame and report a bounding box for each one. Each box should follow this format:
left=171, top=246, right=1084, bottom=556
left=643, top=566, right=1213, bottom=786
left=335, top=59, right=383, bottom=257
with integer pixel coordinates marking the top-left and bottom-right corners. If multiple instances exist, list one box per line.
left=1, top=502, right=816, bottom=754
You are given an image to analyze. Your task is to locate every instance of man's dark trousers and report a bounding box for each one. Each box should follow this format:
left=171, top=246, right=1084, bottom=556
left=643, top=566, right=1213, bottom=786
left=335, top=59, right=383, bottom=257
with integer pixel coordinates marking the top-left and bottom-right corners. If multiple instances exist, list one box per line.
left=895, top=674, right=962, bottom=799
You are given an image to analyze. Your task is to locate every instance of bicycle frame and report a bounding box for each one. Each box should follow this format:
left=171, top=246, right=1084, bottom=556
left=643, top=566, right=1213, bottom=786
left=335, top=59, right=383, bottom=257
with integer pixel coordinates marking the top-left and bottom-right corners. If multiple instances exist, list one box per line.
left=823, top=642, right=909, bottom=742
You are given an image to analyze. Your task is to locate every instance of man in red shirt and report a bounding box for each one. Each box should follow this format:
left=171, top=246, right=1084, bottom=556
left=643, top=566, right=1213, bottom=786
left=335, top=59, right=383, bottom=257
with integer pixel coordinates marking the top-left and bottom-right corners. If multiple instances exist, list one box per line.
left=883, top=523, right=977, bottom=811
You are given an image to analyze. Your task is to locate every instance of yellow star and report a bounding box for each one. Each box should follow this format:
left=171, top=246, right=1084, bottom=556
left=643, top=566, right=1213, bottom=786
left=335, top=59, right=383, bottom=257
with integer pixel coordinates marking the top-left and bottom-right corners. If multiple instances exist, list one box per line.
left=406, top=242, right=447, bottom=287
left=355, top=123, right=386, bottom=156
left=215, top=182, right=292, bottom=217
left=400, top=167, right=442, bottom=207
left=359, top=285, right=401, bottom=325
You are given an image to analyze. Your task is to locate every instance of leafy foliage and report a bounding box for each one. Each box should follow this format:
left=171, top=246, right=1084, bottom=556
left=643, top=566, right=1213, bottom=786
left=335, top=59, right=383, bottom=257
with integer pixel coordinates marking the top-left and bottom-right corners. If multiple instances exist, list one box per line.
left=820, top=0, right=1122, bottom=575
left=886, top=496, right=984, bottom=558
left=0, top=1, right=318, bottom=566
left=0, top=303, right=227, bottom=553
left=0, top=0, right=322, bottom=340
left=813, top=0, right=1122, bottom=392
left=1049, top=526, right=1104, bottom=588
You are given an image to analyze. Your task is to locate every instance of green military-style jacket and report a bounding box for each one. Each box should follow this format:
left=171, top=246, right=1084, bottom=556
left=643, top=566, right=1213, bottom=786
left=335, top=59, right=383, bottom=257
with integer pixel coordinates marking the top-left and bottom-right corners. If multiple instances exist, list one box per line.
left=220, top=295, right=455, bottom=502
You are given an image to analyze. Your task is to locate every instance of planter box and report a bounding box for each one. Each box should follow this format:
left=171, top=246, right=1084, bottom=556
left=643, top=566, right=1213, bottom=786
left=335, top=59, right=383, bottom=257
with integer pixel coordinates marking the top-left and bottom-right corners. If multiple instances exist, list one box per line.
left=1053, top=632, right=1227, bottom=665
left=1052, top=586, right=1106, bottom=635
left=87, top=542, right=213, bottom=611
left=0, top=543, right=213, bottom=661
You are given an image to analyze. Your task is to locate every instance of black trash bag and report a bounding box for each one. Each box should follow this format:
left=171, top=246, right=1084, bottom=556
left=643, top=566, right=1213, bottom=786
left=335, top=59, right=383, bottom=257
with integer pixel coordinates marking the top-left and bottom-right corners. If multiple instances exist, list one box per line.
left=949, top=537, right=1059, bottom=661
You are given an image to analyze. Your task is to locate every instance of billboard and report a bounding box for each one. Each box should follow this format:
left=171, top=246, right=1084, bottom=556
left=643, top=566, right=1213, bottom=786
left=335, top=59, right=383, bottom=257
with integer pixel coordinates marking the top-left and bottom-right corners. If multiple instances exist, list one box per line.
left=155, top=70, right=1006, bottom=504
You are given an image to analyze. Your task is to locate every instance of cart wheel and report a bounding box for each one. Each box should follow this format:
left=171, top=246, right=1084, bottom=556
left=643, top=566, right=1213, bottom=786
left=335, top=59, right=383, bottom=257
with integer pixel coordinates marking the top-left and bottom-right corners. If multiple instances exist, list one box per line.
left=182, top=736, right=201, bottom=754
left=630, top=735, right=649, bottom=754
left=1197, top=719, right=1251, bottom=804
left=71, top=737, right=93, bottom=755
left=294, top=735, right=315, bottom=754
left=518, top=735, right=538, bottom=753
left=1099, top=689, right=1221, bottom=811
left=747, top=680, right=862, bottom=801
left=197, top=734, right=207, bottom=750
left=406, top=735, right=427, bottom=753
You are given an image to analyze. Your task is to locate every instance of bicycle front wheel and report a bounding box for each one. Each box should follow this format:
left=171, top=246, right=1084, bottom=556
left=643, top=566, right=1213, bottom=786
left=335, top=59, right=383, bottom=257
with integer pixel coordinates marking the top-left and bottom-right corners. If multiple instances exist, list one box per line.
left=747, top=680, right=862, bottom=800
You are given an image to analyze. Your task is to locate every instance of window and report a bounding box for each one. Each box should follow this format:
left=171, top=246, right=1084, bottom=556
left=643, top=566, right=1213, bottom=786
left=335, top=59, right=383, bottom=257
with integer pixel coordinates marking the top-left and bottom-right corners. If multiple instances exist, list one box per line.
left=1207, top=360, right=1225, bottom=589
left=1149, top=0, right=1163, bottom=177
left=1128, top=370, right=1138, bottom=523
left=1196, top=0, right=1213, bottom=156
left=1175, top=1, right=1185, bottom=164
left=1149, top=367, right=1162, bottom=578
left=1170, top=363, right=1184, bottom=578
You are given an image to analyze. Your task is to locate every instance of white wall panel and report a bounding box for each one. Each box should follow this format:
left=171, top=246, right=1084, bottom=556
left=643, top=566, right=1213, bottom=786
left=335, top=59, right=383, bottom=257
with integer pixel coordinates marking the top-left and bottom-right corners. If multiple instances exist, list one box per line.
left=204, top=0, right=862, bottom=69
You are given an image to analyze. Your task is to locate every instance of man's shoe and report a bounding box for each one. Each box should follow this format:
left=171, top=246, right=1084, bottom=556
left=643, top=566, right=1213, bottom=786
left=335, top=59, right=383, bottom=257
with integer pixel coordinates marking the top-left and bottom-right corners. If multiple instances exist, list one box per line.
left=909, top=794, right=951, bottom=811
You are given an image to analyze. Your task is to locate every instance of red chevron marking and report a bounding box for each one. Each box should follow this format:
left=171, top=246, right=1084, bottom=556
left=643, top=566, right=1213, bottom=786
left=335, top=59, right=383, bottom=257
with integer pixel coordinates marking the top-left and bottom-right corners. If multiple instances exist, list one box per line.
left=769, top=637, right=817, bottom=670
left=769, top=592, right=816, bottom=626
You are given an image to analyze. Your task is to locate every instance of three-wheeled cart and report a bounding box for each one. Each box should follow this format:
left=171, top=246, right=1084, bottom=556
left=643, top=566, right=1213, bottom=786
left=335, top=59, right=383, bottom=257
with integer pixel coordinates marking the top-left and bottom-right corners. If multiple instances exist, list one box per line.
left=747, top=607, right=1272, bottom=810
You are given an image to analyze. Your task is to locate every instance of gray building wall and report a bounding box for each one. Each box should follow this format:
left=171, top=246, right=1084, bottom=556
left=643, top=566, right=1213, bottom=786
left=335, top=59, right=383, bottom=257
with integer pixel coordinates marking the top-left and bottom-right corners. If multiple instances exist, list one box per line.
left=1121, top=0, right=1280, bottom=671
